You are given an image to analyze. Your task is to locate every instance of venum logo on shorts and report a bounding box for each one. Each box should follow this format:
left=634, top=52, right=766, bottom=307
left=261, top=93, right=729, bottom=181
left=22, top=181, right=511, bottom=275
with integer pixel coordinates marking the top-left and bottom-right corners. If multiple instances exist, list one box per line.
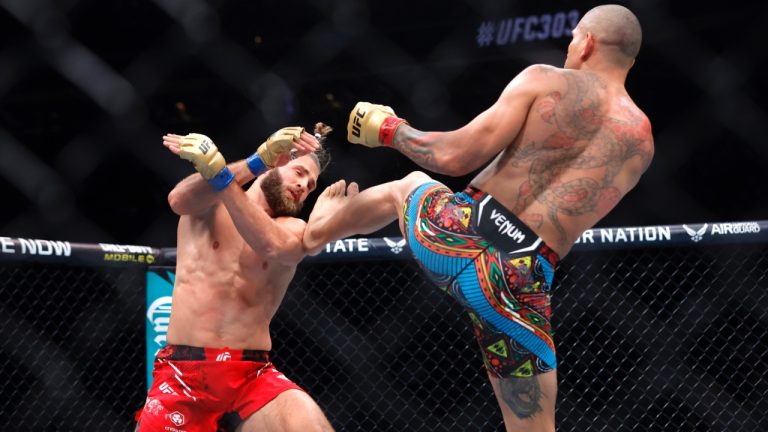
left=383, top=237, right=406, bottom=254
left=215, top=351, right=231, bottom=362
left=683, top=224, right=708, bottom=242
left=475, top=194, right=541, bottom=254
left=489, top=209, right=526, bottom=243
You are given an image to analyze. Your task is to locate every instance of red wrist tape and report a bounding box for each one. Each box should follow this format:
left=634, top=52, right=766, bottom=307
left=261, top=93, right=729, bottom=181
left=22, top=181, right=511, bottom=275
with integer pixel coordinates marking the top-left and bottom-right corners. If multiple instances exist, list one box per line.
left=379, top=116, right=407, bottom=147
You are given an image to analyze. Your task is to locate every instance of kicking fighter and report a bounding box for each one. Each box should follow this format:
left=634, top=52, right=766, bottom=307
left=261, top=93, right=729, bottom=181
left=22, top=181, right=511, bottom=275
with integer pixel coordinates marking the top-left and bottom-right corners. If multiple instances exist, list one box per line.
left=306, top=5, right=653, bottom=431
left=136, top=124, right=335, bottom=431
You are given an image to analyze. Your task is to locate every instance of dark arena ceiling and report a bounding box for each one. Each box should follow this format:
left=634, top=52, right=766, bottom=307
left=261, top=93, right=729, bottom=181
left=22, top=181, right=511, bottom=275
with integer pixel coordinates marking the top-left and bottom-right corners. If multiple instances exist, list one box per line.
left=1, top=0, right=766, bottom=246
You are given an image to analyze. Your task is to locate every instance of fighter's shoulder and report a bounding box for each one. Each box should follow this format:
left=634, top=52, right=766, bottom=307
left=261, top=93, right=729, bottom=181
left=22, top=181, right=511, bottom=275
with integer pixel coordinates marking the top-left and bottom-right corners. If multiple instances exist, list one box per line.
left=518, top=64, right=566, bottom=79
left=523, top=63, right=563, bottom=74
left=622, top=98, right=654, bottom=143
left=508, top=64, right=567, bottom=91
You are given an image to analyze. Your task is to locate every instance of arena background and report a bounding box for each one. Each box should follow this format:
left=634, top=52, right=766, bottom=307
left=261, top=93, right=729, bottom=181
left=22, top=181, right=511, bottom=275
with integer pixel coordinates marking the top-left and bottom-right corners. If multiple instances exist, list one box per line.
left=1, top=1, right=767, bottom=431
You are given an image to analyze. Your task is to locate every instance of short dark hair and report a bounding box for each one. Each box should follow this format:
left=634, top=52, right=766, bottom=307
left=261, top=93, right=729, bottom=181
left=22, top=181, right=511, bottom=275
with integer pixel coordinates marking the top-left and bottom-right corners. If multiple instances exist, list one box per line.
left=311, top=146, right=331, bottom=172
left=312, top=122, right=333, bottom=172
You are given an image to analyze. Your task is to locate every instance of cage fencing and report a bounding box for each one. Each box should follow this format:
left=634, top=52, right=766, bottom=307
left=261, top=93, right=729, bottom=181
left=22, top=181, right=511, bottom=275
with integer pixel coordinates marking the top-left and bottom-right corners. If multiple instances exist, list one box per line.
left=1, top=221, right=766, bottom=431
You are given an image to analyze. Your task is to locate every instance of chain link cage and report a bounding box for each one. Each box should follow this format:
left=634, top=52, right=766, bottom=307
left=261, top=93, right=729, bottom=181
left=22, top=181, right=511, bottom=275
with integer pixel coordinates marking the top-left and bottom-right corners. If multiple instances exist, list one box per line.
left=0, top=262, right=146, bottom=430
left=1, top=242, right=766, bottom=431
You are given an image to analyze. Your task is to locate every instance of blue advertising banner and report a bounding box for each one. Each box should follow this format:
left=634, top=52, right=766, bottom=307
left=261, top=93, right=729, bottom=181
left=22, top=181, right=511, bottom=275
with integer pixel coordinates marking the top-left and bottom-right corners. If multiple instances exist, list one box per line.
left=145, top=268, right=175, bottom=390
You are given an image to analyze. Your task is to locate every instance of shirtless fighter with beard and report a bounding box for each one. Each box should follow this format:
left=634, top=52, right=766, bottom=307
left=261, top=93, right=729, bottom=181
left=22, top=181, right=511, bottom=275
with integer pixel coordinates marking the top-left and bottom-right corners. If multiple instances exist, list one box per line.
left=135, top=124, right=335, bottom=432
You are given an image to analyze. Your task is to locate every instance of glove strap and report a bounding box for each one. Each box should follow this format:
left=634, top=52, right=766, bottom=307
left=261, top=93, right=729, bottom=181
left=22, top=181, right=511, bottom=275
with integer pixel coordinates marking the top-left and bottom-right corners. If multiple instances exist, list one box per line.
left=246, top=152, right=268, bottom=176
left=379, top=117, right=407, bottom=146
left=207, top=166, right=235, bottom=192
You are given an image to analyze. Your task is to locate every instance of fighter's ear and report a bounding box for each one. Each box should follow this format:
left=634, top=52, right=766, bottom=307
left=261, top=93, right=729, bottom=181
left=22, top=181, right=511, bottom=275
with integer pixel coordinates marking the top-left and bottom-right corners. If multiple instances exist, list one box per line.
left=581, top=31, right=596, bottom=60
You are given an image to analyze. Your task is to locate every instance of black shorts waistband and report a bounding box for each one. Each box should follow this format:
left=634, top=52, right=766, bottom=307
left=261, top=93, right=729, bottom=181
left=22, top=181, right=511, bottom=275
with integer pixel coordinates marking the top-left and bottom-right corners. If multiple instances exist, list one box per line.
left=464, top=186, right=558, bottom=261
left=157, top=344, right=270, bottom=362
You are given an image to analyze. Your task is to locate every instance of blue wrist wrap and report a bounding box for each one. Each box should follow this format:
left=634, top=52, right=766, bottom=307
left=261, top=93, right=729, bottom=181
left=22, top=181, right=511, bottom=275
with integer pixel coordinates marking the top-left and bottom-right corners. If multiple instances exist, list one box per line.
left=246, top=153, right=268, bottom=176
left=207, top=166, right=235, bottom=192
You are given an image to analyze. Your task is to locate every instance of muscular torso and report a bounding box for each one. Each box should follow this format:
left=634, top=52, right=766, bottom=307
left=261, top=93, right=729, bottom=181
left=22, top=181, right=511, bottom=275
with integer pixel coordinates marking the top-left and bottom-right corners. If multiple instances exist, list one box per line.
left=471, top=69, right=653, bottom=257
left=167, top=204, right=295, bottom=350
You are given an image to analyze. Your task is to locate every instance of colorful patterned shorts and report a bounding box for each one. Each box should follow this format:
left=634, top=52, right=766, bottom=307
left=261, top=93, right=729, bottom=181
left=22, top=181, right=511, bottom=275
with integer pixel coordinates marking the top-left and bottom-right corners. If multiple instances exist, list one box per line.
left=403, top=183, right=560, bottom=377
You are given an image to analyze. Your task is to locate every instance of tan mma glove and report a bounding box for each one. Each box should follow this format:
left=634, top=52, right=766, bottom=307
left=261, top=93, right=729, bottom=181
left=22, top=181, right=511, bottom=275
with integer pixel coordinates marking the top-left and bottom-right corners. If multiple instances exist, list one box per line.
left=179, top=133, right=234, bottom=191
left=347, top=102, right=408, bottom=148
left=251, top=126, right=305, bottom=171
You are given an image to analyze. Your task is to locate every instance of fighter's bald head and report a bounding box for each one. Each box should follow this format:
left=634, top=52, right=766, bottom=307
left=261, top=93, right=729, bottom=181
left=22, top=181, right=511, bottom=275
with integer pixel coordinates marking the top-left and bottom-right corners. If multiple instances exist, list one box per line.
left=579, top=5, right=642, bottom=66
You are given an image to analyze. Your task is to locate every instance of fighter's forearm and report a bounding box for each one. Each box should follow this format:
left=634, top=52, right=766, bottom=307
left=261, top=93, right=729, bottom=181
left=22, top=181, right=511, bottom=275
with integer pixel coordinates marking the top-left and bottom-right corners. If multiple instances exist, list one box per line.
left=348, top=101, right=491, bottom=176
left=168, top=160, right=255, bottom=216
left=302, top=211, right=365, bottom=256
left=218, top=184, right=303, bottom=262
left=303, top=184, right=399, bottom=255
left=390, top=126, right=467, bottom=176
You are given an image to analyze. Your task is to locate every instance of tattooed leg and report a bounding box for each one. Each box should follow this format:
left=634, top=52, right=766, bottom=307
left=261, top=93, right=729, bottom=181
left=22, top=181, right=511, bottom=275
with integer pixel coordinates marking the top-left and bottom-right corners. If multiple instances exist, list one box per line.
left=488, top=370, right=557, bottom=432
left=499, top=376, right=543, bottom=419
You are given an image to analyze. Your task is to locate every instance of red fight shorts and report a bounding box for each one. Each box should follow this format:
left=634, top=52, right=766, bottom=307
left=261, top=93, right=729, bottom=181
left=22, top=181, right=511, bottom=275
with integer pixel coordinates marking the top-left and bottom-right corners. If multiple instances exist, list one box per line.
left=135, top=344, right=305, bottom=431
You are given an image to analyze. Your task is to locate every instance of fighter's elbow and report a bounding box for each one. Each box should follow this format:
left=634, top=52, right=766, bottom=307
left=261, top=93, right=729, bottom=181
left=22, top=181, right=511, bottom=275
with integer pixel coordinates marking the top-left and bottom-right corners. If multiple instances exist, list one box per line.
left=441, top=164, right=473, bottom=176
left=301, top=228, right=327, bottom=257
left=167, top=189, right=187, bottom=215
left=303, top=243, right=324, bottom=257
left=438, top=154, right=475, bottom=176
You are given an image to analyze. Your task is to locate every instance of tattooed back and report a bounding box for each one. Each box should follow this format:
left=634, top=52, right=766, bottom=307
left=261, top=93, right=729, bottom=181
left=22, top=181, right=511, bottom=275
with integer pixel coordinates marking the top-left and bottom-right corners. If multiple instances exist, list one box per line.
left=470, top=64, right=654, bottom=256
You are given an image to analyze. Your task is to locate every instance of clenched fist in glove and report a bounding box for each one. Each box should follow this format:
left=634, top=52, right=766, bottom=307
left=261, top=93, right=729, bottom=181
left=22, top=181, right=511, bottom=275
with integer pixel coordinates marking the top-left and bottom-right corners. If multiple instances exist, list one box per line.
left=347, top=102, right=408, bottom=148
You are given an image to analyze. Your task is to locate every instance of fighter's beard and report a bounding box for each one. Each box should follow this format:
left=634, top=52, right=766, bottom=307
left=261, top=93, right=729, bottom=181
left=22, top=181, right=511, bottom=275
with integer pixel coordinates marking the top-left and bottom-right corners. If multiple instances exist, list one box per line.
left=260, top=169, right=303, bottom=217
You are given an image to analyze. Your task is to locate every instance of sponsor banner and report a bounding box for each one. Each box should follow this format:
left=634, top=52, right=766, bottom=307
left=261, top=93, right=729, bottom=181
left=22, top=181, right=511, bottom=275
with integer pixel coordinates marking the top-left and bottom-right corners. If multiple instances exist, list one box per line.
left=573, top=221, right=768, bottom=251
left=99, top=243, right=158, bottom=265
left=307, top=221, right=768, bottom=260
left=2, top=221, right=766, bottom=267
left=0, top=236, right=161, bottom=266
left=305, top=237, right=410, bottom=262
left=145, top=268, right=175, bottom=390
left=0, top=237, right=72, bottom=258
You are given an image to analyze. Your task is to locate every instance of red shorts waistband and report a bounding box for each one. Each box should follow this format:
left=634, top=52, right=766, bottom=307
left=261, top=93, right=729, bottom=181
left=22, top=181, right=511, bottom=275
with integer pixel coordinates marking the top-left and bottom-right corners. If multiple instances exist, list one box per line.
left=157, top=344, right=270, bottom=362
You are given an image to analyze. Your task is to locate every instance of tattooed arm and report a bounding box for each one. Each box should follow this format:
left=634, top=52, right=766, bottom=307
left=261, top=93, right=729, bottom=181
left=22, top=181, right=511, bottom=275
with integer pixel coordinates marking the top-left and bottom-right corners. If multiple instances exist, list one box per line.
left=388, top=65, right=552, bottom=176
